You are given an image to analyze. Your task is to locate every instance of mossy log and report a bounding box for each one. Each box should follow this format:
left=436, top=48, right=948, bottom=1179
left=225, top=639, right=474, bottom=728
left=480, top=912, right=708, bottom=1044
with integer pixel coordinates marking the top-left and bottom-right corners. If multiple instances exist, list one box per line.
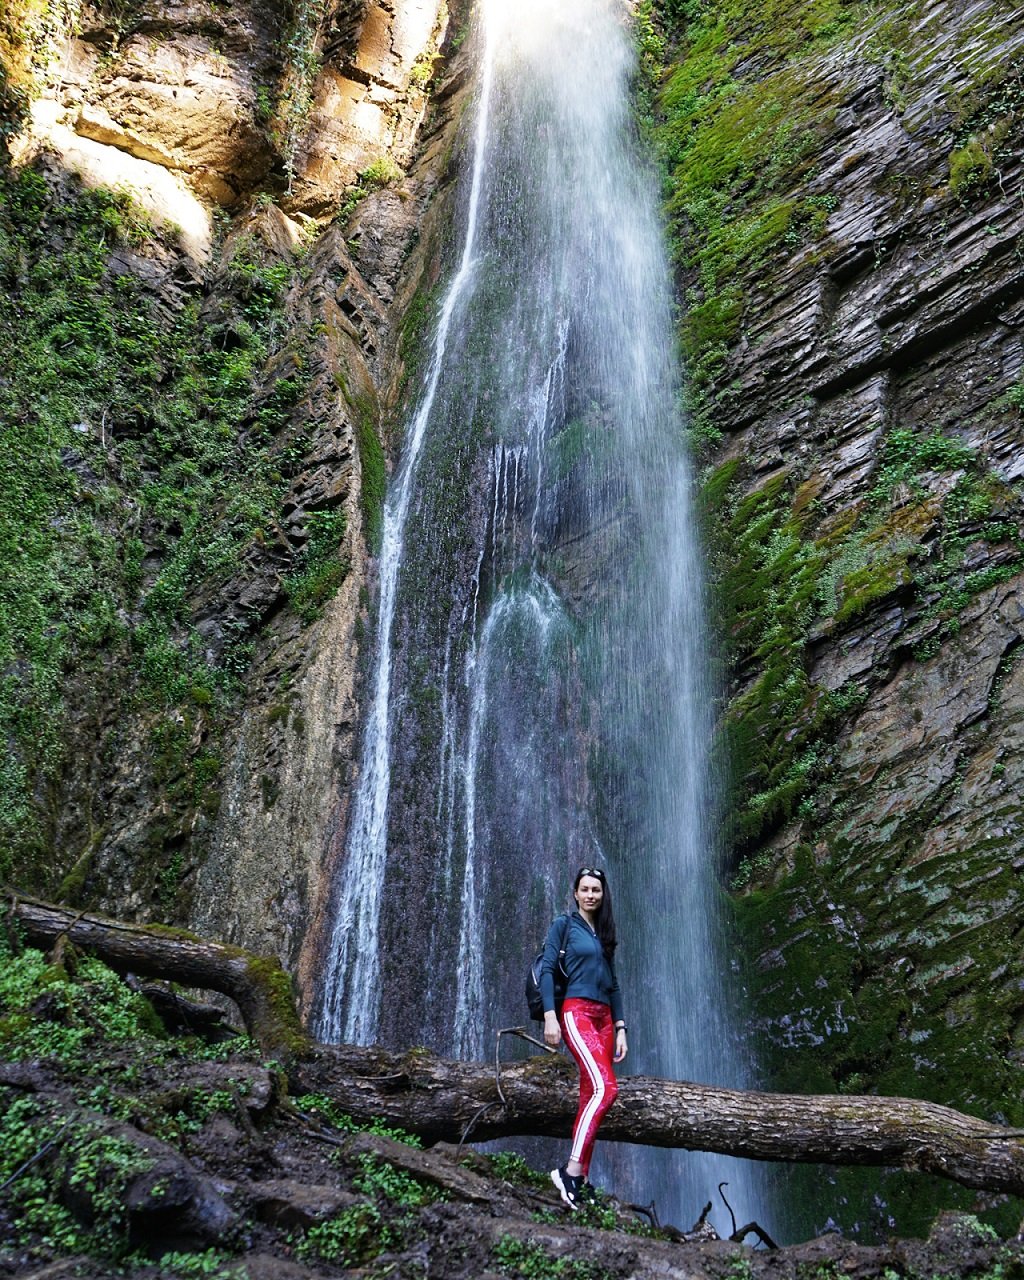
left=6, top=895, right=307, bottom=1060
left=298, top=1043, right=1024, bottom=1199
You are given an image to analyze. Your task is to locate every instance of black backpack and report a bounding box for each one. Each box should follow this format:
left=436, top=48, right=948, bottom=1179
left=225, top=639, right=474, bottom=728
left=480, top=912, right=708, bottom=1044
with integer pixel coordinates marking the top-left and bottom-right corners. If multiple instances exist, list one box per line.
left=526, top=913, right=571, bottom=1022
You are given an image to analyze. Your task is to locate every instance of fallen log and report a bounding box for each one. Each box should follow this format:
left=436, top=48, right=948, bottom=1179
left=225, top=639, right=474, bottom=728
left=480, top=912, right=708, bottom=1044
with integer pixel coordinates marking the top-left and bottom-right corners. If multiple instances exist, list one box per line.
left=297, top=1044, right=1024, bottom=1199
left=6, top=894, right=1024, bottom=1200
left=5, top=894, right=306, bottom=1060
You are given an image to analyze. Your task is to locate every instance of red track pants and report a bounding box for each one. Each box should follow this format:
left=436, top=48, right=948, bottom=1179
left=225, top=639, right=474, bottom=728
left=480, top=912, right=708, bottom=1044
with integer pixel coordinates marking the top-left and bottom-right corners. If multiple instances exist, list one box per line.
left=560, top=997, right=618, bottom=1176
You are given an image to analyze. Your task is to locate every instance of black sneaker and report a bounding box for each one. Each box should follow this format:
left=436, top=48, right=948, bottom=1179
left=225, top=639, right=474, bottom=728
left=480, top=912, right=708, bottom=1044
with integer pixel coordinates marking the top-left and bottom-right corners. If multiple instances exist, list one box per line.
left=551, top=1165, right=584, bottom=1210
left=580, top=1178, right=599, bottom=1203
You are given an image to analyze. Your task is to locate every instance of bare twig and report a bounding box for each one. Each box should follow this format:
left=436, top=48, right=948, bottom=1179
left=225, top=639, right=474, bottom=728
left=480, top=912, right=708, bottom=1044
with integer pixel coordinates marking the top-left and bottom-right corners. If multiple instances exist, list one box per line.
left=0, top=1121, right=72, bottom=1194
left=719, top=1181, right=738, bottom=1238
left=731, top=1221, right=780, bottom=1250
left=457, top=1102, right=502, bottom=1152
left=495, top=1025, right=555, bottom=1107
left=625, top=1199, right=661, bottom=1228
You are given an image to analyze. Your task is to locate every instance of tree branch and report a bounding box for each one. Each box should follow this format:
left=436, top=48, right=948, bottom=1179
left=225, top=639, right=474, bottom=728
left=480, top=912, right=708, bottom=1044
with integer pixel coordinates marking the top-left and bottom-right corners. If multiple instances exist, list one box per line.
left=5, top=894, right=306, bottom=1061
left=297, top=1042, right=1024, bottom=1199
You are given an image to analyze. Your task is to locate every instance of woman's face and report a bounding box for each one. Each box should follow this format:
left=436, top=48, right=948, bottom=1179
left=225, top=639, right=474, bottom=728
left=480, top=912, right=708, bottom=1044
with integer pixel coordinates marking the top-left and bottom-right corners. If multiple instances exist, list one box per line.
left=575, top=875, right=604, bottom=914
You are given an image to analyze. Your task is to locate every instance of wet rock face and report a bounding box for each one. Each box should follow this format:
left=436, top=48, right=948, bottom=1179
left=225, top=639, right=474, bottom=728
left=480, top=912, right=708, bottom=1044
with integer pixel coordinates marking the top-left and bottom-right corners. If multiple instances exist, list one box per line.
left=651, top=0, right=1024, bottom=1226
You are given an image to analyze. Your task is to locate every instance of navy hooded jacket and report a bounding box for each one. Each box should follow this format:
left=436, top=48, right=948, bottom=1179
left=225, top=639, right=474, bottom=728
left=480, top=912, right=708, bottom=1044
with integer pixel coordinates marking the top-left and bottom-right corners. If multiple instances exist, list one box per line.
left=539, top=910, right=624, bottom=1024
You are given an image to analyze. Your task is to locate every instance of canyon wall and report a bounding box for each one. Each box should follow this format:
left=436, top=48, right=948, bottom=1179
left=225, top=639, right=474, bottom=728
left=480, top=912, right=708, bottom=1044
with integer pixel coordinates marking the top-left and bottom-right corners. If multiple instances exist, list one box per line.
left=645, top=0, right=1023, bottom=1235
left=0, top=0, right=469, bottom=992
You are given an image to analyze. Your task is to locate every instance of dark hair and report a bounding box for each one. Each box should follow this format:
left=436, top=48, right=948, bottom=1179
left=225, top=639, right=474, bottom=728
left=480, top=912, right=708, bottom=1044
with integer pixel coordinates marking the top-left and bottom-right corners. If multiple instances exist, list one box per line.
left=573, top=866, right=617, bottom=960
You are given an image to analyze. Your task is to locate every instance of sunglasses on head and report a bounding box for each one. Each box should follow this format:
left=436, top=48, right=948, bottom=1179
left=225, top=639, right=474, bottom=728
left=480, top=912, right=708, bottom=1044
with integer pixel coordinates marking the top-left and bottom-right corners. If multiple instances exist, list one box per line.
left=577, top=867, right=605, bottom=880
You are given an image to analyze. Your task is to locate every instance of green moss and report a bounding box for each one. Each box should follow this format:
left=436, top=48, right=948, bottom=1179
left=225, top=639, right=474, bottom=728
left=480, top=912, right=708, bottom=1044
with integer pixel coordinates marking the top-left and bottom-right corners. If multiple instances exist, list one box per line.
left=354, top=398, right=386, bottom=552
left=705, top=421, right=1020, bottom=851
left=0, top=163, right=321, bottom=892
left=731, top=838, right=1024, bottom=1240
left=243, top=954, right=307, bottom=1057
left=949, top=135, right=996, bottom=194
left=298, top=1091, right=423, bottom=1145
left=57, top=841, right=99, bottom=904
left=284, top=508, right=349, bottom=623
left=397, top=284, right=437, bottom=395
left=651, top=0, right=1019, bottom=425
left=652, top=0, right=852, bottom=422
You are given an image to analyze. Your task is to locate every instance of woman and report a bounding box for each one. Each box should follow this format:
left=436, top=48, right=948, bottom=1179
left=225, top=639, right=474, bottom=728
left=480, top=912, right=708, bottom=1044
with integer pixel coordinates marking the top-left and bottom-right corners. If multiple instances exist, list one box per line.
left=540, top=866, right=627, bottom=1210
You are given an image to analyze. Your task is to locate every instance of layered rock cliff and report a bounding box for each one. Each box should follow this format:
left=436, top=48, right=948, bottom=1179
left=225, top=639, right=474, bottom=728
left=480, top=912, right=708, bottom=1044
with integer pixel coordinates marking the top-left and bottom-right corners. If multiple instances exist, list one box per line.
left=644, top=0, right=1023, bottom=1236
left=0, top=0, right=468, bottom=987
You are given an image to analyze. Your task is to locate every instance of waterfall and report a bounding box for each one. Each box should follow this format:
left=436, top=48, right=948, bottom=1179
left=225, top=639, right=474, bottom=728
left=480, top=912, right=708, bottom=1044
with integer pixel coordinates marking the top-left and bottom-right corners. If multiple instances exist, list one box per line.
left=317, top=0, right=767, bottom=1230
left=315, top=14, right=498, bottom=1045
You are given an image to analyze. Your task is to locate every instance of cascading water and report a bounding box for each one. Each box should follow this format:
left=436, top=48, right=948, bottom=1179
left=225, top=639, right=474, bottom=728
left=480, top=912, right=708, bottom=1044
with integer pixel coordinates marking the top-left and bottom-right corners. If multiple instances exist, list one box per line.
left=317, top=0, right=768, bottom=1230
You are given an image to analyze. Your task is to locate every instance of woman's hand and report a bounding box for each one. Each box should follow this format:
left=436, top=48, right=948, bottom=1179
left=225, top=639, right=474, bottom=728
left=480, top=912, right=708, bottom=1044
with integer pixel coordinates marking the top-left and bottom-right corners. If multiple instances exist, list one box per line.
left=614, top=1027, right=628, bottom=1063
left=543, top=1012, right=561, bottom=1048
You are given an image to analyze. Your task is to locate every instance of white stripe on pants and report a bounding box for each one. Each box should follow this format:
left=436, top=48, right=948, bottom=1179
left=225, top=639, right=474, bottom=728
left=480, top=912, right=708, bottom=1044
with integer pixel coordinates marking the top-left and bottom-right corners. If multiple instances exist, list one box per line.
left=563, top=1008, right=606, bottom=1165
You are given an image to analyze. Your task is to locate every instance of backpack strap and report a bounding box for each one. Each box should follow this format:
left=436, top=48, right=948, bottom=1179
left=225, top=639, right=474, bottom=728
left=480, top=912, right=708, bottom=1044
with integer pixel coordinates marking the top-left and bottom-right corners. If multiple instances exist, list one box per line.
left=556, top=912, right=571, bottom=974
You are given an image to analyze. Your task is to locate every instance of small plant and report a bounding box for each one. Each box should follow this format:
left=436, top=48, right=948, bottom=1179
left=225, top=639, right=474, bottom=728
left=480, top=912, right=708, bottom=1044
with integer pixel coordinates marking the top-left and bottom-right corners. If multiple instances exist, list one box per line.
left=491, top=1235, right=610, bottom=1279
left=949, top=118, right=1010, bottom=197
left=868, top=428, right=975, bottom=505
left=156, top=1250, right=235, bottom=1277
left=359, top=155, right=403, bottom=188
left=353, top=1152, right=440, bottom=1207
left=488, top=1151, right=550, bottom=1188
left=726, top=1254, right=754, bottom=1280
left=296, top=1203, right=395, bottom=1265
left=951, top=1213, right=1000, bottom=1243
left=275, top=0, right=331, bottom=192
left=0, top=940, right=165, bottom=1064
left=297, top=1093, right=422, bottom=1146
left=0, top=1095, right=156, bottom=1260
left=998, top=380, right=1024, bottom=412
left=284, top=508, right=349, bottom=623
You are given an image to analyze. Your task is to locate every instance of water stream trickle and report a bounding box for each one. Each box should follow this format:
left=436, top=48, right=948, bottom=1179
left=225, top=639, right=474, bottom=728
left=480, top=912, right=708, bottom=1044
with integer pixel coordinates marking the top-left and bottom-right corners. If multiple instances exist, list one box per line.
left=317, top=0, right=767, bottom=1230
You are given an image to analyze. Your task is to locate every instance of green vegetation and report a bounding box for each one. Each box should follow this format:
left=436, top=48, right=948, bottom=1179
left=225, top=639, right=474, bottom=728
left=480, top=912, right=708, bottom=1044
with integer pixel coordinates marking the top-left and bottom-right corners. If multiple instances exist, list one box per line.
left=297, top=1091, right=423, bottom=1146
left=353, top=1152, right=441, bottom=1207
left=397, top=282, right=438, bottom=397
left=0, top=937, right=263, bottom=1265
left=648, top=0, right=1020, bottom=446
left=155, top=1250, right=236, bottom=1278
left=0, top=162, right=330, bottom=894
left=345, top=385, right=386, bottom=551
left=296, top=1202, right=397, bottom=1265
left=0, top=0, right=81, bottom=146
left=284, top=508, right=349, bottom=623
left=0, top=940, right=164, bottom=1063
left=647, top=0, right=852, bottom=440
left=487, top=1150, right=552, bottom=1189
left=0, top=938, right=478, bottom=1271
left=292, top=1115, right=439, bottom=1267
left=336, top=154, right=406, bottom=224
left=492, top=1235, right=611, bottom=1280
left=0, top=1094, right=156, bottom=1259
left=706, top=425, right=1022, bottom=851
left=274, top=0, right=330, bottom=190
